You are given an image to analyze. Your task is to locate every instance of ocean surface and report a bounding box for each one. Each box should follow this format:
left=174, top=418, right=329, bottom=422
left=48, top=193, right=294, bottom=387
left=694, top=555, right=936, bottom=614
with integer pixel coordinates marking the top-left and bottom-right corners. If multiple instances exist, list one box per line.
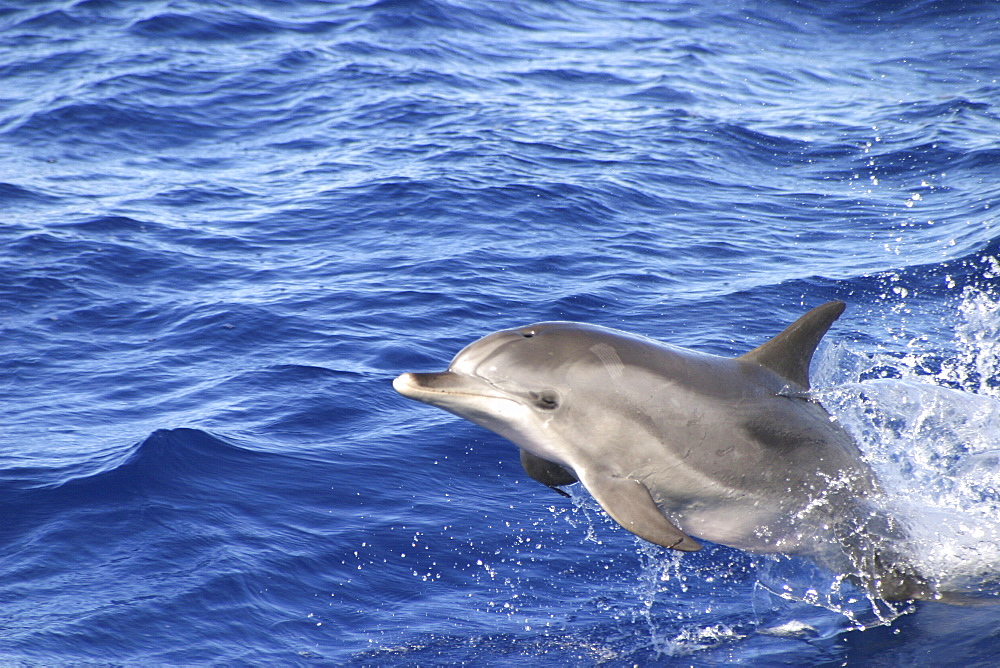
left=2, top=0, right=1000, bottom=664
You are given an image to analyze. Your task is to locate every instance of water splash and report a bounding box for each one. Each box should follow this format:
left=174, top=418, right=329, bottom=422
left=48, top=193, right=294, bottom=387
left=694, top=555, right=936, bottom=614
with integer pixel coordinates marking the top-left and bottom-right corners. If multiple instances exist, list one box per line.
left=817, top=287, right=1000, bottom=607
left=948, top=285, right=1000, bottom=398
left=630, top=542, right=753, bottom=657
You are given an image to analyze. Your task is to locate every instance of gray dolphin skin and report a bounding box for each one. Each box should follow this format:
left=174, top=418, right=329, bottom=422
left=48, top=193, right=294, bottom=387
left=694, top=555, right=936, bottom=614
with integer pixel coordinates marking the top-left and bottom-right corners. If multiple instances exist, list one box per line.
left=393, top=302, right=930, bottom=601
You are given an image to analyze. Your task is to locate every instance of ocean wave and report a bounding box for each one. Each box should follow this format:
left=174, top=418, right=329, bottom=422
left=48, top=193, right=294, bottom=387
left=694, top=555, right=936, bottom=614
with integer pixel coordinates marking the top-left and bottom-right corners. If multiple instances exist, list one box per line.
left=1, top=428, right=255, bottom=491
left=0, top=181, right=59, bottom=205
left=129, top=10, right=339, bottom=41
left=10, top=101, right=222, bottom=152
left=0, top=426, right=352, bottom=564
left=838, top=235, right=1000, bottom=301
left=0, top=425, right=360, bottom=662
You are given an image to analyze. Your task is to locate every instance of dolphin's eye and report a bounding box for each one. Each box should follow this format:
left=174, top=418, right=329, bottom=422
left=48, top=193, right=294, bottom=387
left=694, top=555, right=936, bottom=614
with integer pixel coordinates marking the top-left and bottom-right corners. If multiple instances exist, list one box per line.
left=520, top=330, right=535, bottom=338
left=531, top=390, right=559, bottom=410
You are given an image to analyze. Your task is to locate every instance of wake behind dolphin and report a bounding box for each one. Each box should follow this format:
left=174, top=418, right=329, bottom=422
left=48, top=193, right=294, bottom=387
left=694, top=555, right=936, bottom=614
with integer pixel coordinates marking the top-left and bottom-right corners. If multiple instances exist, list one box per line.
left=393, top=302, right=950, bottom=602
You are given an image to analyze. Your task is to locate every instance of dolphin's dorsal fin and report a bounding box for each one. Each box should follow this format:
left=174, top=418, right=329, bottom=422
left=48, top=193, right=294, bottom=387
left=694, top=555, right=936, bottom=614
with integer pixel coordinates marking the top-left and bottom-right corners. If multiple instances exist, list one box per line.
left=738, top=301, right=846, bottom=390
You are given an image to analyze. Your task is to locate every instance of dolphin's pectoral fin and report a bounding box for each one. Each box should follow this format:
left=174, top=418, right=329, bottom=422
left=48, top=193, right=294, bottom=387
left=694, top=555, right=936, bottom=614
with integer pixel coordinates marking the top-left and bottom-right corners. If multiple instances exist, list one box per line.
left=582, top=473, right=701, bottom=551
left=520, top=449, right=577, bottom=496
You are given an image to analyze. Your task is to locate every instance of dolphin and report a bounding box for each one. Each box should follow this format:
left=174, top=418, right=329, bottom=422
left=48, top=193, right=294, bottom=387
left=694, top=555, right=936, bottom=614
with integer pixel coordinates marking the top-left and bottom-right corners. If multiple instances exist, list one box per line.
left=393, top=302, right=929, bottom=601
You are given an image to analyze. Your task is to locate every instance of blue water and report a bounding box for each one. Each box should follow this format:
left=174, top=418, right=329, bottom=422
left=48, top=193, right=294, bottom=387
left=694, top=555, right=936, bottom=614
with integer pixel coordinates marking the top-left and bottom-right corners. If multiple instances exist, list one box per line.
left=3, top=0, right=1000, bottom=663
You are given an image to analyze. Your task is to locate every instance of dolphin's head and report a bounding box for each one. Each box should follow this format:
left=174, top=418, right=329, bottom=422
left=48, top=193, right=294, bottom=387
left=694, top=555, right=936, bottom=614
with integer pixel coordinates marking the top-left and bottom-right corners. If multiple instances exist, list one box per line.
left=393, top=322, right=617, bottom=464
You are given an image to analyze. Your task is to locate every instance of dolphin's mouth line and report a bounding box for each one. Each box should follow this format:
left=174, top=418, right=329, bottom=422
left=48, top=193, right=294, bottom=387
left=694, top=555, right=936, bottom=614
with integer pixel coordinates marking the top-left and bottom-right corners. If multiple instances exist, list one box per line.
left=393, top=372, right=523, bottom=405
left=476, top=374, right=522, bottom=398
left=416, top=386, right=516, bottom=401
left=442, top=371, right=527, bottom=402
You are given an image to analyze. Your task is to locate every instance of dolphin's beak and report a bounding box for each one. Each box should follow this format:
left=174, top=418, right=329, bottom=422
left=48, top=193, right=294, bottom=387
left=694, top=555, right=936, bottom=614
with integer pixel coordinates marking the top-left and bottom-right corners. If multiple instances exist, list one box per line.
left=393, top=372, right=513, bottom=406
left=392, top=372, right=451, bottom=400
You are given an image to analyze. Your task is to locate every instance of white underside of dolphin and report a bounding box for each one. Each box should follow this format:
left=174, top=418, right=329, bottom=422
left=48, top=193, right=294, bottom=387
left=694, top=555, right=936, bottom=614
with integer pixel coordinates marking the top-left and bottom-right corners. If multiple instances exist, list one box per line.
left=393, top=302, right=931, bottom=601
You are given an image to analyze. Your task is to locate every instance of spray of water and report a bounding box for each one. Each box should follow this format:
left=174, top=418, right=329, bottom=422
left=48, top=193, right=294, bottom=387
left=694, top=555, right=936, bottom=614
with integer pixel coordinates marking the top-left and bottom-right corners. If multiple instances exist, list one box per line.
left=816, top=287, right=1000, bottom=608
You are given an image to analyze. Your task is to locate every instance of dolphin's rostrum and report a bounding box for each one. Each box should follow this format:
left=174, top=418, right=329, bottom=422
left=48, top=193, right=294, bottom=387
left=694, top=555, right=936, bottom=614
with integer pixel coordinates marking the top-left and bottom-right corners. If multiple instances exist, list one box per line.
left=393, top=302, right=930, bottom=601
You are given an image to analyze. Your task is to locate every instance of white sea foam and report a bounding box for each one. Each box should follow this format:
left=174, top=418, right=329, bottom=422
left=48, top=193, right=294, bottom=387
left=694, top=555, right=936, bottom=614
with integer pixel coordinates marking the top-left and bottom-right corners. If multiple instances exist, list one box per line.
left=817, top=288, right=1000, bottom=605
